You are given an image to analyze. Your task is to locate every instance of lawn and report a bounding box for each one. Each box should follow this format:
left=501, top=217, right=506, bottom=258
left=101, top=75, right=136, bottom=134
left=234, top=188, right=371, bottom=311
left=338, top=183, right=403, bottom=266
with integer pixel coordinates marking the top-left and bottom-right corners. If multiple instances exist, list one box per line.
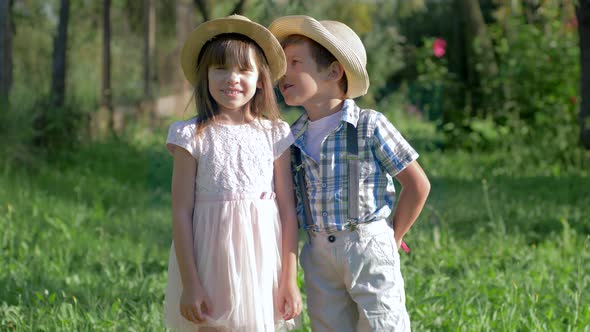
left=1, top=116, right=589, bottom=331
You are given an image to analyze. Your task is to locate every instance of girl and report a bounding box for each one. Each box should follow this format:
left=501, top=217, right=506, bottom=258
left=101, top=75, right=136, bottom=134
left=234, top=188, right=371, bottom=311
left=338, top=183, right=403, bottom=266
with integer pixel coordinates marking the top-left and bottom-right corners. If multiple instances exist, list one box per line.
left=163, top=15, right=302, bottom=331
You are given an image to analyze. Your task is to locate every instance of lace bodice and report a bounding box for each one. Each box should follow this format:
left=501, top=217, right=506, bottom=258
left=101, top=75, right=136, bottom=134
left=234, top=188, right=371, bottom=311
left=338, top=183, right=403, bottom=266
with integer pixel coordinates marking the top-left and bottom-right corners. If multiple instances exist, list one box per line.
left=166, top=119, right=294, bottom=194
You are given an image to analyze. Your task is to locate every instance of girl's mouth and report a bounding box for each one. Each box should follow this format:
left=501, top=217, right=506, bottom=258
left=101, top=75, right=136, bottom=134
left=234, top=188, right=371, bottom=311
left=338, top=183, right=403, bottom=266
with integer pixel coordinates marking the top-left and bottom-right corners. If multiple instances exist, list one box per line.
left=222, top=89, right=242, bottom=95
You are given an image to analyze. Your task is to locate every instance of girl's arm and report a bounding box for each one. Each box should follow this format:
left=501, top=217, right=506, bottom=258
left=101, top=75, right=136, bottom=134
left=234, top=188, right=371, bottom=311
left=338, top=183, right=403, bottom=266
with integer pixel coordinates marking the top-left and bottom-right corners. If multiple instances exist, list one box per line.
left=392, top=160, right=431, bottom=248
left=273, top=149, right=302, bottom=320
left=171, top=148, right=210, bottom=323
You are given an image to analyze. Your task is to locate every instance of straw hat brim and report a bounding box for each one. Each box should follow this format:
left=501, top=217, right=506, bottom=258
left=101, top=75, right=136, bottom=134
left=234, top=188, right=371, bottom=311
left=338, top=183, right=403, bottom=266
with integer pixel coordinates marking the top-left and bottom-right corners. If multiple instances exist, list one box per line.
left=269, top=15, right=369, bottom=99
left=181, top=15, right=286, bottom=85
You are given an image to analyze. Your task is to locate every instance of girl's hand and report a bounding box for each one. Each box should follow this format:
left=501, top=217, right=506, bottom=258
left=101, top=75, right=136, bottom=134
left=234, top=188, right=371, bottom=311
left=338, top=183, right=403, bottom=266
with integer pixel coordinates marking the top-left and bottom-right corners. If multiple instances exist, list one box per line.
left=277, top=278, right=302, bottom=320
left=180, top=285, right=212, bottom=324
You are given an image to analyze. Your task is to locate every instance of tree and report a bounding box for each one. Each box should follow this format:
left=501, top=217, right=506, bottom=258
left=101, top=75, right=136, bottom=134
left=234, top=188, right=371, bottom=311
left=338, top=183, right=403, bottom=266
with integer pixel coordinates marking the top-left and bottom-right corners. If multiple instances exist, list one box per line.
left=51, top=0, right=70, bottom=109
left=139, top=0, right=156, bottom=127
left=33, top=0, right=70, bottom=147
left=0, top=0, right=13, bottom=108
left=459, top=0, right=497, bottom=116
left=144, top=0, right=155, bottom=100
left=577, top=0, right=590, bottom=149
left=102, top=0, right=113, bottom=133
left=193, top=0, right=249, bottom=21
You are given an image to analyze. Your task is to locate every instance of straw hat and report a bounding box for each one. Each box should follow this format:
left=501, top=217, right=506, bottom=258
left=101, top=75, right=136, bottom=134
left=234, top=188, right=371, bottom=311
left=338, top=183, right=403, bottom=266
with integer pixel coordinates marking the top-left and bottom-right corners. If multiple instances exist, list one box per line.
left=269, top=15, right=369, bottom=99
left=181, top=15, right=286, bottom=86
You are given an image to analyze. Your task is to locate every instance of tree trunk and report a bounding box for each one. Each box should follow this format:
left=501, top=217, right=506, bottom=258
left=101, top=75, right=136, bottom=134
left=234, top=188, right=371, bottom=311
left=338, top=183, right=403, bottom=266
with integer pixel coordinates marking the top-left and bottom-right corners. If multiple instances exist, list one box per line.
left=51, top=0, right=70, bottom=108
left=176, top=0, right=195, bottom=92
left=144, top=0, right=155, bottom=99
left=231, top=0, right=249, bottom=15
left=194, top=0, right=211, bottom=21
left=577, top=0, right=590, bottom=149
left=0, top=0, right=13, bottom=107
left=102, top=0, right=113, bottom=133
left=141, top=0, right=156, bottom=128
left=34, top=0, right=69, bottom=147
left=193, top=0, right=249, bottom=21
left=460, top=0, right=497, bottom=117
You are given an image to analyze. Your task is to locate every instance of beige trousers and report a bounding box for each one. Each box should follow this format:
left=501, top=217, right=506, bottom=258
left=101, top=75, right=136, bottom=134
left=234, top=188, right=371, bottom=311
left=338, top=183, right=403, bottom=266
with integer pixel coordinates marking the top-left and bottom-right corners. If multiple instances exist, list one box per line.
left=300, top=220, right=411, bottom=332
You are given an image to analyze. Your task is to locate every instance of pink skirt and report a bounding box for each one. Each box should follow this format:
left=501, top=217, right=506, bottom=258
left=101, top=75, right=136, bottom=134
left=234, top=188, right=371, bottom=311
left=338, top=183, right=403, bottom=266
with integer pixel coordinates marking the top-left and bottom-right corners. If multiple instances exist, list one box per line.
left=164, top=192, right=296, bottom=331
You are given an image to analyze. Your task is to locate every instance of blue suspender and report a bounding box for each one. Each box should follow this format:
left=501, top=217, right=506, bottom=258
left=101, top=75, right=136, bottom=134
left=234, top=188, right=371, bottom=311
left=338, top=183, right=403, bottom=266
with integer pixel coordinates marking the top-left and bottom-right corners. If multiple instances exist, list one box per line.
left=293, top=145, right=314, bottom=229
left=346, top=122, right=359, bottom=223
left=293, top=122, right=359, bottom=230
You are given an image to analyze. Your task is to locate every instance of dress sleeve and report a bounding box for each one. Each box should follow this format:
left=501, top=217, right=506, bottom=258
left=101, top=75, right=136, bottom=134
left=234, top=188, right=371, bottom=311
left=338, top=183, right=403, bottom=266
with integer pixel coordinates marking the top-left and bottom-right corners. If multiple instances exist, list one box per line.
left=272, top=120, right=295, bottom=160
left=165, top=120, right=199, bottom=159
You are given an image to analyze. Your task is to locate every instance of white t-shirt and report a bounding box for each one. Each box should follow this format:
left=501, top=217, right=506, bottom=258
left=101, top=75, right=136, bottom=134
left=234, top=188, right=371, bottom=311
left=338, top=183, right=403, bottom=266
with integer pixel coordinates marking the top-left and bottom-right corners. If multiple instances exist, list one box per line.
left=306, top=110, right=343, bottom=162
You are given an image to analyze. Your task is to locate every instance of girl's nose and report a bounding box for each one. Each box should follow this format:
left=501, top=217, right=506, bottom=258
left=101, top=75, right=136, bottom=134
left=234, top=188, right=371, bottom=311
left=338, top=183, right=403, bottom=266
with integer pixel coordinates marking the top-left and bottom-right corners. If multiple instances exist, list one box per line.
left=226, top=69, right=240, bottom=84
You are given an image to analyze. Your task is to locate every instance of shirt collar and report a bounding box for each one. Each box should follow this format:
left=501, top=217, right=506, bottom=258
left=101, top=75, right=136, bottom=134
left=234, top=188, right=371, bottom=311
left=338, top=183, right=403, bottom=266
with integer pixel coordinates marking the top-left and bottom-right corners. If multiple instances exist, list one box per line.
left=291, top=99, right=359, bottom=140
left=340, top=99, right=360, bottom=128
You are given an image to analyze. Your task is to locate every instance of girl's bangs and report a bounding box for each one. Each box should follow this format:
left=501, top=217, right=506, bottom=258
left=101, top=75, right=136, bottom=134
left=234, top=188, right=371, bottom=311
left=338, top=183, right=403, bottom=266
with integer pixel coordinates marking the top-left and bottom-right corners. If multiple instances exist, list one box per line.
left=205, top=35, right=256, bottom=69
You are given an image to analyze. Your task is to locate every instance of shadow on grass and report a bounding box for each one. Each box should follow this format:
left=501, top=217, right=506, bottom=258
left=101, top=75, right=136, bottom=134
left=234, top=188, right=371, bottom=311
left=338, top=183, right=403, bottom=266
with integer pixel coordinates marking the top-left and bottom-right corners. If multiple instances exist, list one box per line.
left=1, top=133, right=174, bottom=254
left=421, top=175, right=590, bottom=244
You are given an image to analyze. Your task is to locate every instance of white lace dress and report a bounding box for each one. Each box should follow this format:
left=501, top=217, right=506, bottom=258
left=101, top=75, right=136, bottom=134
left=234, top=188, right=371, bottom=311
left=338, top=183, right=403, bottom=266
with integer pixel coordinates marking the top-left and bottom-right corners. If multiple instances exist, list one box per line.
left=163, top=118, right=296, bottom=332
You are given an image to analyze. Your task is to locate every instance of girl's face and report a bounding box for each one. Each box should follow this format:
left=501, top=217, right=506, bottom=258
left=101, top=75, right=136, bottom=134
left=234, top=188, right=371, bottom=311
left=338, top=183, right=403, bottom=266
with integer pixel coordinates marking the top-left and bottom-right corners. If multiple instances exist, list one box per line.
left=208, top=48, right=260, bottom=115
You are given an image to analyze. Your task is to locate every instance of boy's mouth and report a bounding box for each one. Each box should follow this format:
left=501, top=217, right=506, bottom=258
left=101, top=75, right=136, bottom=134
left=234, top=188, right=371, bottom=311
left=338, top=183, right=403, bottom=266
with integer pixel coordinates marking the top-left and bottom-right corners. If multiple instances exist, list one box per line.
left=281, top=83, right=293, bottom=92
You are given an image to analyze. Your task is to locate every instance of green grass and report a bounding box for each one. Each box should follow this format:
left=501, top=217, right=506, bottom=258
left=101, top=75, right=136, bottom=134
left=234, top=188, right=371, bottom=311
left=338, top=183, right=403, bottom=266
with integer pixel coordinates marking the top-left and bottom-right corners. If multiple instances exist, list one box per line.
left=1, top=118, right=589, bottom=331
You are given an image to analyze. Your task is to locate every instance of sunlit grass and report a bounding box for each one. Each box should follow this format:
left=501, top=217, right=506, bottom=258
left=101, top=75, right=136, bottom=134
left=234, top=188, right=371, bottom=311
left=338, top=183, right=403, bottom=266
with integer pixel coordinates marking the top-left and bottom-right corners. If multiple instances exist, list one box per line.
left=1, top=118, right=589, bottom=331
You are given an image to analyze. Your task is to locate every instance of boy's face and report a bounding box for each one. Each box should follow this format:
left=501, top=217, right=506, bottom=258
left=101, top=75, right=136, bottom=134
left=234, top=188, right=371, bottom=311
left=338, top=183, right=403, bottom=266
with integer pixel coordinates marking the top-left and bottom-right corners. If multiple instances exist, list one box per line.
left=279, top=42, right=327, bottom=107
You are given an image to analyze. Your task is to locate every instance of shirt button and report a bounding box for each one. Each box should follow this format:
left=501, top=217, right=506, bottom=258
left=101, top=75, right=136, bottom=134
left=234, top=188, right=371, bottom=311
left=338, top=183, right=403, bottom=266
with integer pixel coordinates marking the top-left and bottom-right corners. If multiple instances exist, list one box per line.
left=322, top=211, right=328, bottom=217
left=321, top=183, right=327, bottom=188
left=328, top=235, right=336, bottom=243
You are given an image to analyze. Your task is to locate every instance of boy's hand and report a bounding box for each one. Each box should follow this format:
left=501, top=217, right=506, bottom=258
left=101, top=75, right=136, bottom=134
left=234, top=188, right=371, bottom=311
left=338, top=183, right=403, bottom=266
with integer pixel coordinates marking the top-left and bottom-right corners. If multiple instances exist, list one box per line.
left=277, top=278, right=302, bottom=320
left=180, top=284, right=212, bottom=324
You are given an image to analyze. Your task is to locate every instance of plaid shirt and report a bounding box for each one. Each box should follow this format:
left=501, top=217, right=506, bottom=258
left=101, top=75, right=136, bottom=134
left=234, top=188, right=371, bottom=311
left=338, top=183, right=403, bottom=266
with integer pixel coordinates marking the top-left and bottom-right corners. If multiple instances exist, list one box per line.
left=291, top=99, right=419, bottom=232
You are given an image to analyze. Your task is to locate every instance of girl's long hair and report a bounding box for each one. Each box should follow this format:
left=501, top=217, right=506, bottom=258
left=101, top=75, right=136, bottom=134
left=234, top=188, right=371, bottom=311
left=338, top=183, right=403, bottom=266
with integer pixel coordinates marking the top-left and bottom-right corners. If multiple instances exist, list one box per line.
left=192, top=33, right=280, bottom=135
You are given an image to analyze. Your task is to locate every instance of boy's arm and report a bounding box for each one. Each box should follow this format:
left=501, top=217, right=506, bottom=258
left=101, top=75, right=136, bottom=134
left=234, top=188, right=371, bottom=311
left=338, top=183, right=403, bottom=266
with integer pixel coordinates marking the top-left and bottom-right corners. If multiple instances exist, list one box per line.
left=370, top=112, right=430, bottom=248
left=392, top=160, right=430, bottom=248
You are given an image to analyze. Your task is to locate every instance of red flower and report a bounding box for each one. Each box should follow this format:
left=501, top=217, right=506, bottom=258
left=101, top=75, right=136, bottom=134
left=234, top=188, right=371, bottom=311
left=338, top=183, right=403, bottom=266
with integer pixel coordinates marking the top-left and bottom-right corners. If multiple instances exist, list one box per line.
left=570, top=96, right=577, bottom=105
left=432, top=38, right=447, bottom=58
left=566, top=16, right=578, bottom=30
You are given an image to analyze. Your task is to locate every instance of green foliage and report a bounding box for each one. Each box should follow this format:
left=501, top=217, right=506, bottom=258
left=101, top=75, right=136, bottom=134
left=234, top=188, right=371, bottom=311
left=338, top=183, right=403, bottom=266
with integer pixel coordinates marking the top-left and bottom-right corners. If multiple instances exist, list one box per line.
left=410, top=8, right=582, bottom=162
left=361, top=4, right=406, bottom=106
left=479, top=18, right=579, bottom=125
left=458, top=13, right=582, bottom=166
left=411, top=37, right=459, bottom=124
left=31, top=97, right=89, bottom=151
left=0, top=99, right=37, bottom=168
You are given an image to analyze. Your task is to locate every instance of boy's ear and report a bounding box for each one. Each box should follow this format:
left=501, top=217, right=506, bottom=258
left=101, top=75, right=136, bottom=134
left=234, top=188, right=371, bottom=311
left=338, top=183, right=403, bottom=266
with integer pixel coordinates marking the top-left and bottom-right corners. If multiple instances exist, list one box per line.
left=326, top=62, right=345, bottom=82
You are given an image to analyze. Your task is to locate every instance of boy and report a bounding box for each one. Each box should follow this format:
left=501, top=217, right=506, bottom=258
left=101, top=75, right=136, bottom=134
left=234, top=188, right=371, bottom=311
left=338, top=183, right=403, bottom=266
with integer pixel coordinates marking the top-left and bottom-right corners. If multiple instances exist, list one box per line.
left=269, top=16, right=431, bottom=331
